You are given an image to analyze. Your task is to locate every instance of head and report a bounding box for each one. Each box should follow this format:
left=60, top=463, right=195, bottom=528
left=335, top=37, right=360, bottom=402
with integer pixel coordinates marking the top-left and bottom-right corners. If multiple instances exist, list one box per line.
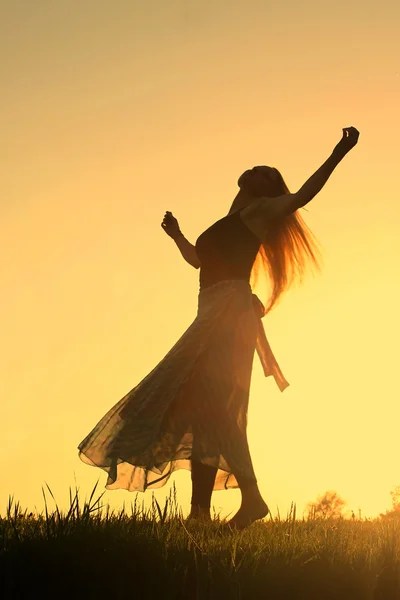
left=238, top=165, right=287, bottom=200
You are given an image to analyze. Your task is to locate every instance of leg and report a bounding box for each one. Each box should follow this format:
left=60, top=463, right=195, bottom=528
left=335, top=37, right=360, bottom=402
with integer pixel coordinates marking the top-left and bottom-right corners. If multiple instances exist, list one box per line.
left=188, top=459, right=218, bottom=520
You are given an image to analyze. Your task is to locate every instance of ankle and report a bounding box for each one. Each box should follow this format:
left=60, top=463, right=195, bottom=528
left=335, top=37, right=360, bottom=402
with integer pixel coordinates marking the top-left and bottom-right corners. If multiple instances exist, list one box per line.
left=240, top=486, right=265, bottom=506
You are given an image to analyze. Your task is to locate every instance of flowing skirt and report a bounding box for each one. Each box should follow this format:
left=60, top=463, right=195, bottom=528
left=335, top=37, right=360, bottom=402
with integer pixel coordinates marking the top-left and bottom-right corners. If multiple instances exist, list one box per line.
left=78, top=279, right=287, bottom=492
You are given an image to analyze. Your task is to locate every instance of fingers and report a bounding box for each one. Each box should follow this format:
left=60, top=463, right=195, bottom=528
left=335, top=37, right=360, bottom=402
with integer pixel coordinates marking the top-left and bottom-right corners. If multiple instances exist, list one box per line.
left=343, top=126, right=359, bottom=136
left=162, top=211, right=175, bottom=222
left=161, top=211, right=174, bottom=230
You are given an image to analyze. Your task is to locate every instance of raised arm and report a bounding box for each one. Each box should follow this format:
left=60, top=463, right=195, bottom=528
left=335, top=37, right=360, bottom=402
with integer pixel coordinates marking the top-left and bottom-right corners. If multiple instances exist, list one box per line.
left=161, top=211, right=201, bottom=269
left=240, top=127, right=360, bottom=239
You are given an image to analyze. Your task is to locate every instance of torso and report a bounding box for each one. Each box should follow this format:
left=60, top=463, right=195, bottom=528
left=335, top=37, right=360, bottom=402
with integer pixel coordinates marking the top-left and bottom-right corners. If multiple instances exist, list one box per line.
left=195, top=209, right=261, bottom=290
left=237, top=197, right=270, bottom=240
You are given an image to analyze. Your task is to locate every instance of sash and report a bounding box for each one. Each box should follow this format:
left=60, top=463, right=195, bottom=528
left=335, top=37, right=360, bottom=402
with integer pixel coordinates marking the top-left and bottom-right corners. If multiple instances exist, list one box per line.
left=252, top=294, right=290, bottom=392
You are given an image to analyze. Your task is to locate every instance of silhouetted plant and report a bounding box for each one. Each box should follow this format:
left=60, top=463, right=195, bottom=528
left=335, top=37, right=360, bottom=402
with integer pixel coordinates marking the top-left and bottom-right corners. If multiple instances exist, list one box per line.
left=306, top=490, right=346, bottom=519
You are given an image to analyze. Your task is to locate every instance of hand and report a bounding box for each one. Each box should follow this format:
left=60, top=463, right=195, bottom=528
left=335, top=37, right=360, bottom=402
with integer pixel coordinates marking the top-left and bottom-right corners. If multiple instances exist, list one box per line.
left=161, top=211, right=182, bottom=239
left=333, top=126, right=360, bottom=157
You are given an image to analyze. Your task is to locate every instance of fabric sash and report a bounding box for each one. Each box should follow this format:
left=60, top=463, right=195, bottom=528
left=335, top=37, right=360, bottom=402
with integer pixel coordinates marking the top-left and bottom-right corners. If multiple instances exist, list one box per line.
left=251, top=294, right=290, bottom=392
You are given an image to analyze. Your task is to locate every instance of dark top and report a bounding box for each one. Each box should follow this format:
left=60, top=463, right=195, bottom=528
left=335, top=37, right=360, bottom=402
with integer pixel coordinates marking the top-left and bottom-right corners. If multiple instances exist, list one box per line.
left=195, top=209, right=261, bottom=290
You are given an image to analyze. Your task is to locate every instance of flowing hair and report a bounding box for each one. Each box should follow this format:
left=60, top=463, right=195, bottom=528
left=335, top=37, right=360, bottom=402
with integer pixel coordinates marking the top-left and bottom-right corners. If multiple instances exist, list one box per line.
left=249, top=168, right=323, bottom=317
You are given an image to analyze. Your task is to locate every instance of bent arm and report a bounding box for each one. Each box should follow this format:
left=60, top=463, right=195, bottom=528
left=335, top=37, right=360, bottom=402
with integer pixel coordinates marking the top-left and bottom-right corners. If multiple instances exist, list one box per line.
left=173, top=233, right=201, bottom=269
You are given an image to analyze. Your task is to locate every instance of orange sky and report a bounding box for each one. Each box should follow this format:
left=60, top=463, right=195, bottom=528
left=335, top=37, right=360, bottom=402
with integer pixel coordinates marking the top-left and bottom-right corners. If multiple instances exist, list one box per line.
left=1, top=0, right=399, bottom=520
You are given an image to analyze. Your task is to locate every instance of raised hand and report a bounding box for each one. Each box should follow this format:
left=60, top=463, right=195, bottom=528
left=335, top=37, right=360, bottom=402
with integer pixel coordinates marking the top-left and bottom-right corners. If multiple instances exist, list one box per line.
left=161, top=211, right=182, bottom=239
left=334, top=126, right=360, bottom=157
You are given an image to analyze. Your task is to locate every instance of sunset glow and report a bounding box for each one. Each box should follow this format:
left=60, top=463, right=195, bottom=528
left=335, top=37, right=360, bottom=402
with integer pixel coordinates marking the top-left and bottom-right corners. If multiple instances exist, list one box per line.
left=1, top=0, right=399, bottom=520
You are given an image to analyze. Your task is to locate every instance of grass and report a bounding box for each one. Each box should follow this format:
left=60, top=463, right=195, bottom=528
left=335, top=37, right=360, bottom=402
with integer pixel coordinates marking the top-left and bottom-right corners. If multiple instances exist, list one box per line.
left=1, top=481, right=399, bottom=599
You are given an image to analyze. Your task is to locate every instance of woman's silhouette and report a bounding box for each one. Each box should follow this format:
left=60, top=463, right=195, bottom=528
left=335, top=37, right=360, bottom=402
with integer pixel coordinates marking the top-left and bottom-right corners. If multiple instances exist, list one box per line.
left=78, top=127, right=359, bottom=529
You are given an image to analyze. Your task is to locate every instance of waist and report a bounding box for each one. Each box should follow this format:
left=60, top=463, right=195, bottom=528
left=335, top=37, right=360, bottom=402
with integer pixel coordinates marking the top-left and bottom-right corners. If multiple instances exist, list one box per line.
left=199, top=277, right=251, bottom=289
left=199, top=272, right=252, bottom=292
left=198, top=278, right=252, bottom=301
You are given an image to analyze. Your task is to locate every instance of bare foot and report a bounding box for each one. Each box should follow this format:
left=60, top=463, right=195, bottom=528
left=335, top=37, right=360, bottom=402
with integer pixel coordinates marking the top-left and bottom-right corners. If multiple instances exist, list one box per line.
left=227, top=499, right=269, bottom=530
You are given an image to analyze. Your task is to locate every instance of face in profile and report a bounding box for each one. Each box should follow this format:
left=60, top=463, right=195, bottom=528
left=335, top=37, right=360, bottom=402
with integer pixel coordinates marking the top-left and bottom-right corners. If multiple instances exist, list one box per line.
left=238, top=166, right=281, bottom=198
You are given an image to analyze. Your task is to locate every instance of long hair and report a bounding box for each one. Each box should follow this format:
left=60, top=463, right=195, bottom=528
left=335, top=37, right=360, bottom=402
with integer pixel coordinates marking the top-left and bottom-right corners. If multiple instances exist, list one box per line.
left=249, top=168, right=323, bottom=317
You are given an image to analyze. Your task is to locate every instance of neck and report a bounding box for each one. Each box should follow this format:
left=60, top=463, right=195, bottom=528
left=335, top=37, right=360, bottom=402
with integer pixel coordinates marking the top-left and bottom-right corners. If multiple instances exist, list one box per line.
left=227, top=189, right=255, bottom=215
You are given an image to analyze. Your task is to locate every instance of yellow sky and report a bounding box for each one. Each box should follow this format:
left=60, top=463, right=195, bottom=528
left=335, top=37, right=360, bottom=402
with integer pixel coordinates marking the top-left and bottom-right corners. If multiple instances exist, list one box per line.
left=1, top=0, right=399, bottom=519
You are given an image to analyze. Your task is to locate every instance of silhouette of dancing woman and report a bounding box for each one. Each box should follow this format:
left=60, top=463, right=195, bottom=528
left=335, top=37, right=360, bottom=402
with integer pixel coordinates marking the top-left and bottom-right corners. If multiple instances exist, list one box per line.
left=78, top=127, right=359, bottom=530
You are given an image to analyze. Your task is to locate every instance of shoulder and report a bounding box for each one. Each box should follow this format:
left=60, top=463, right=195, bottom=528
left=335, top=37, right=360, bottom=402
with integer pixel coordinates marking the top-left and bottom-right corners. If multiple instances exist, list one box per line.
left=239, top=194, right=300, bottom=239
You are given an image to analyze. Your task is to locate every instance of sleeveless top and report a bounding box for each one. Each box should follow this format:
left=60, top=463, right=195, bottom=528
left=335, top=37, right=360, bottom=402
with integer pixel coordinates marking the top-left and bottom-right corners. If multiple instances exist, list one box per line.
left=195, top=209, right=261, bottom=290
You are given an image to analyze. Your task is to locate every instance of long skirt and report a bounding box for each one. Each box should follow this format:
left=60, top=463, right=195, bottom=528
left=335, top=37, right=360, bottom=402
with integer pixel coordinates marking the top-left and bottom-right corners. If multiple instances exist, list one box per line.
left=78, top=279, right=289, bottom=492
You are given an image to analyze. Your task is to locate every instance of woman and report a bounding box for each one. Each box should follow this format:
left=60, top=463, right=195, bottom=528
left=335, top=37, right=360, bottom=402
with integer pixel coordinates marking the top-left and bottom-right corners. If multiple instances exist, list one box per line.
left=78, top=127, right=359, bottom=530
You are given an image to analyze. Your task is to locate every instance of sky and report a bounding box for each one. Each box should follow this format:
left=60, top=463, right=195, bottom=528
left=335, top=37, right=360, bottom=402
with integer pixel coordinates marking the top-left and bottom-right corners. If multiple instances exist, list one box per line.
left=1, top=0, right=399, bottom=520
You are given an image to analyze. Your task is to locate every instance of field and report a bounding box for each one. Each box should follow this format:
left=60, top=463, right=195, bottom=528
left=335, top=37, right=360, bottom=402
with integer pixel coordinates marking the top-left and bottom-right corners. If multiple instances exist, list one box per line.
left=1, top=483, right=399, bottom=599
